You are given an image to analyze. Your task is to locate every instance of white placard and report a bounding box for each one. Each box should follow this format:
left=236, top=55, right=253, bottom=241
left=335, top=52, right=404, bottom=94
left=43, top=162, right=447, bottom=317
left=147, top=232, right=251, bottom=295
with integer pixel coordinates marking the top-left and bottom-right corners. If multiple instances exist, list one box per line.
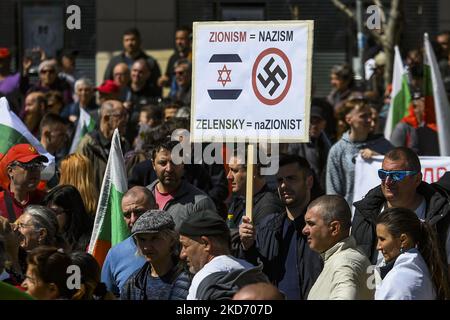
left=190, top=20, right=314, bottom=143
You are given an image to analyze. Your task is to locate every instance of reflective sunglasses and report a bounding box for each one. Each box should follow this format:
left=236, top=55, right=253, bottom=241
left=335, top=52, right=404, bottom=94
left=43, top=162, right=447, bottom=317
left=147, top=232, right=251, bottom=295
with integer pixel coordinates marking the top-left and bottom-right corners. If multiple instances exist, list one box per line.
left=15, top=162, right=45, bottom=171
left=378, top=169, right=418, bottom=182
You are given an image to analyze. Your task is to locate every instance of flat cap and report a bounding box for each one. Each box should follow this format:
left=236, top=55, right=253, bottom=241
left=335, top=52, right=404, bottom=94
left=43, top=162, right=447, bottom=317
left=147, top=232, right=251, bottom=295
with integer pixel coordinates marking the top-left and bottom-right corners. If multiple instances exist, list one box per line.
left=131, top=210, right=175, bottom=236
left=179, top=209, right=229, bottom=237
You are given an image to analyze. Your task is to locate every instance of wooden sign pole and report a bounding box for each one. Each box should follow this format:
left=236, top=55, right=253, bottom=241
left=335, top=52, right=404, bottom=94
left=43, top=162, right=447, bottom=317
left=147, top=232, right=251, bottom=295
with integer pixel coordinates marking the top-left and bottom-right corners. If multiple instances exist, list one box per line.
left=245, top=143, right=255, bottom=221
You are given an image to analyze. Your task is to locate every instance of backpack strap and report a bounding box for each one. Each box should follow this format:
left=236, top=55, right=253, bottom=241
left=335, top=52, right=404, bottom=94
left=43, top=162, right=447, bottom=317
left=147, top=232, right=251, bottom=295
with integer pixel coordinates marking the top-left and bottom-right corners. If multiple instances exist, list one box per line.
left=3, top=191, right=17, bottom=222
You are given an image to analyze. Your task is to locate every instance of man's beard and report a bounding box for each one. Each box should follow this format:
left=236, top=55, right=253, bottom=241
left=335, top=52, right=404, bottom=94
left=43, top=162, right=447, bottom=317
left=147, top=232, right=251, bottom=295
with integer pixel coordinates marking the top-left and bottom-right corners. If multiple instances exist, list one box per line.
left=23, top=111, right=41, bottom=134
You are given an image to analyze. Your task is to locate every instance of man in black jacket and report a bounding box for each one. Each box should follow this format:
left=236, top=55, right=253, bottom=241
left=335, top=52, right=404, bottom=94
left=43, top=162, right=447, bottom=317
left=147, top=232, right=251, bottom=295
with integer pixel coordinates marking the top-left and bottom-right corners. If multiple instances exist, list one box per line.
left=352, top=147, right=450, bottom=268
left=103, top=28, right=161, bottom=97
left=226, top=150, right=283, bottom=228
left=239, top=154, right=322, bottom=300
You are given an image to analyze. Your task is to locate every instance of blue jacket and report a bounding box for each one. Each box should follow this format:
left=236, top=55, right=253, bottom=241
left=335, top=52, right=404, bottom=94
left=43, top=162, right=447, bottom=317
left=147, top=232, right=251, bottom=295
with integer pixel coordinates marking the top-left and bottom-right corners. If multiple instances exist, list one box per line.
left=101, top=237, right=146, bottom=297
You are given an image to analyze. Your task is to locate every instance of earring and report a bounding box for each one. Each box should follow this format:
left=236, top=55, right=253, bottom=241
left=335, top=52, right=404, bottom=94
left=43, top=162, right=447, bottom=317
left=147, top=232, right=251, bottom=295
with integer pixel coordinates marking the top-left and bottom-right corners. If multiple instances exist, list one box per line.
left=400, top=247, right=405, bottom=254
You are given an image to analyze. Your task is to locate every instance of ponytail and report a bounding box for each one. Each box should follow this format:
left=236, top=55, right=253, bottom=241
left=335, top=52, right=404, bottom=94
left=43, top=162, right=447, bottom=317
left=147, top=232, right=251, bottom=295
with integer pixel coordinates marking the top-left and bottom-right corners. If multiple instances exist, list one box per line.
left=418, top=221, right=450, bottom=300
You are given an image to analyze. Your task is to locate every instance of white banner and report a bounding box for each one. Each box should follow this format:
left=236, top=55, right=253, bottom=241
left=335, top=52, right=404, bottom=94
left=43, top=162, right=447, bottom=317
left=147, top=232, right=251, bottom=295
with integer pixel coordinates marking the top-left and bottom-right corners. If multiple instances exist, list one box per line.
left=190, top=20, right=314, bottom=143
left=353, top=155, right=450, bottom=205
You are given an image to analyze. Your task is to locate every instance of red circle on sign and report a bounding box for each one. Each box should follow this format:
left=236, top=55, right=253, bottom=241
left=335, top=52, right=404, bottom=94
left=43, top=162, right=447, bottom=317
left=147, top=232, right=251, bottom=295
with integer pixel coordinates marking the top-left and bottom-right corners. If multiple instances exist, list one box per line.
left=252, top=48, right=292, bottom=106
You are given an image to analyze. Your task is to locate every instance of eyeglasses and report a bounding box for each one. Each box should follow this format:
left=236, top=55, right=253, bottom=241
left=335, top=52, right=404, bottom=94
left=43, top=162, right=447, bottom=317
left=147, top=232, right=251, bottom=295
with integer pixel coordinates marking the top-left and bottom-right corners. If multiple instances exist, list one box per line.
left=14, top=222, right=34, bottom=229
left=15, top=162, right=45, bottom=171
left=378, top=169, right=418, bottom=182
left=123, top=208, right=147, bottom=219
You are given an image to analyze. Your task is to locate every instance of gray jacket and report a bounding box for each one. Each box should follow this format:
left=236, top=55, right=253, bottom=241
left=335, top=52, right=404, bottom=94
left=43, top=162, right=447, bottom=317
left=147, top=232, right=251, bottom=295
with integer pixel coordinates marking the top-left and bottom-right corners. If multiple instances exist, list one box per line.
left=146, top=179, right=217, bottom=229
left=326, top=131, right=393, bottom=206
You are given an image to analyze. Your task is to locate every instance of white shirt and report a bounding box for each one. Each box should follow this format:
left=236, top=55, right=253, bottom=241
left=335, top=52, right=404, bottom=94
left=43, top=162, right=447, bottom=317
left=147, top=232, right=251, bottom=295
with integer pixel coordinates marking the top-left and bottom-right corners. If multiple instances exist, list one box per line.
left=376, top=198, right=427, bottom=265
left=187, top=255, right=253, bottom=300
left=375, top=248, right=436, bottom=300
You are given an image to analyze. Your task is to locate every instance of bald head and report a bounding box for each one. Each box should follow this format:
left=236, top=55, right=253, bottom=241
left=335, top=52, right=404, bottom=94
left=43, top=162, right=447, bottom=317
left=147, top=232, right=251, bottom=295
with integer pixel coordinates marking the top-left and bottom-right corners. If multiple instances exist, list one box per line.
left=99, top=100, right=128, bottom=139
left=233, top=283, right=285, bottom=300
left=121, top=186, right=157, bottom=229
left=113, top=63, right=130, bottom=87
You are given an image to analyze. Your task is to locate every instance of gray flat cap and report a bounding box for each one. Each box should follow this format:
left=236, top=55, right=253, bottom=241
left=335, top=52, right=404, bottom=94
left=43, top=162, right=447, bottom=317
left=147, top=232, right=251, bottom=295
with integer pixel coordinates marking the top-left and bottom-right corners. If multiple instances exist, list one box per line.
left=131, top=209, right=175, bottom=236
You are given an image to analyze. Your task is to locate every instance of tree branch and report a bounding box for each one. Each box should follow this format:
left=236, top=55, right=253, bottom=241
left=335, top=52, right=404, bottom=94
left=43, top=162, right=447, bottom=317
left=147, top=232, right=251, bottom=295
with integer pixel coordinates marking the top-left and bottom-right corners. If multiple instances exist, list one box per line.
left=331, top=0, right=355, bottom=20
left=385, top=0, right=402, bottom=48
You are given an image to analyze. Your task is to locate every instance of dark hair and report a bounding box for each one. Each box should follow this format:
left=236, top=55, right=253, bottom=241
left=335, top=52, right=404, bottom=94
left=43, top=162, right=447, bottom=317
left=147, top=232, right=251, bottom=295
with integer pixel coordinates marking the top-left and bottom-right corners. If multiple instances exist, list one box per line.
left=376, top=208, right=450, bottom=299
left=70, top=252, right=107, bottom=300
left=410, top=64, right=424, bottom=79
left=151, top=138, right=181, bottom=161
left=39, top=112, right=67, bottom=133
left=123, top=27, right=141, bottom=39
left=43, top=185, right=93, bottom=251
left=331, top=63, right=354, bottom=86
left=173, top=59, right=192, bottom=73
left=279, top=153, right=313, bottom=177
left=384, top=147, right=421, bottom=172
left=176, top=25, right=192, bottom=35
left=27, top=246, right=76, bottom=299
left=307, top=195, right=352, bottom=231
left=141, top=104, right=163, bottom=122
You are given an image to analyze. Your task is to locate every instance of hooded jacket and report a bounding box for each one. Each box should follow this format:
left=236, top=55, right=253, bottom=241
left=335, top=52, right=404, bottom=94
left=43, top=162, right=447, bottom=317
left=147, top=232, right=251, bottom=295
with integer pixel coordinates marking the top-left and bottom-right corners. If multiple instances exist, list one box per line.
left=326, top=131, right=393, bottom=206
left=195, top=263, right=269, bottom=300
left=352, top=182, right=450, bottom=265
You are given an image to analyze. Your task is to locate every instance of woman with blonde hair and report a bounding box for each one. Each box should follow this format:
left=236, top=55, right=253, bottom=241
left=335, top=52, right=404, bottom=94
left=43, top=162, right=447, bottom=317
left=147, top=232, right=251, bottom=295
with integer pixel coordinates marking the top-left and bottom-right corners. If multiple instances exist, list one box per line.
left=58, top=153, right=98, bottom=216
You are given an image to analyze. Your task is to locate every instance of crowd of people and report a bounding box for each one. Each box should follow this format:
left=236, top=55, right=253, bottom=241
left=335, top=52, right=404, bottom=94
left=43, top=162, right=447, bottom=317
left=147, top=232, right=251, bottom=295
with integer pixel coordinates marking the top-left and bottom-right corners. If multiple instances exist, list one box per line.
left=1, top=26, right=450, bottom=300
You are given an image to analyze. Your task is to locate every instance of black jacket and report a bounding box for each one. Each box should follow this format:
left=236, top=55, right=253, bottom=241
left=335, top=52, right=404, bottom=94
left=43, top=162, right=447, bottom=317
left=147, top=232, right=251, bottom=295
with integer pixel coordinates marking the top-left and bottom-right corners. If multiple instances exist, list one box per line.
left=241, top=212, right=322, bottom=299
left=195, top=263, right=269, bottom=300
left=228, top=184, right=283, bottom=227
left=352, top=182, right=450, bottom=264
left=103, top=51, right=162, bottom=97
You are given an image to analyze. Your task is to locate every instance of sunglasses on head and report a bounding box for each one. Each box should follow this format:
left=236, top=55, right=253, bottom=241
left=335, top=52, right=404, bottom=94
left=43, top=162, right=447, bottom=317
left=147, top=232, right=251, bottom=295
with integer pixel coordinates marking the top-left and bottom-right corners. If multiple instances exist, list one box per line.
left=378, top=169, right=418, bottom=182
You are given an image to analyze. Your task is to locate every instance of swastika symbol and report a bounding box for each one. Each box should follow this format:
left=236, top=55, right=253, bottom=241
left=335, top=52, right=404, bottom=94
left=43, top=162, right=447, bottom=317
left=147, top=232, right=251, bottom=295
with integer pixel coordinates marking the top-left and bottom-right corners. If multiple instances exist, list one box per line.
left=252, top=48, right=292, bottom=106
left=257, top=57, right=286, bottom=96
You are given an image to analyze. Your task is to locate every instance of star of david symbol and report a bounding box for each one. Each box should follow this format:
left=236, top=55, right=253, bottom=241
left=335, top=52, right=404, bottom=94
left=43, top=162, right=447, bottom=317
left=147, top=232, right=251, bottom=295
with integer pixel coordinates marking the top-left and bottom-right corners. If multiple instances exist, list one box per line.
left=217, top=64, right=232, bottom=87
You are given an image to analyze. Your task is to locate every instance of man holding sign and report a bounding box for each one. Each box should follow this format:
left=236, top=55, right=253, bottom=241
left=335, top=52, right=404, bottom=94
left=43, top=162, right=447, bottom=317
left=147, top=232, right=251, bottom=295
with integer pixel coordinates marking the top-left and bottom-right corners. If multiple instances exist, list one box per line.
left=352, top=147, right=450, bottom=268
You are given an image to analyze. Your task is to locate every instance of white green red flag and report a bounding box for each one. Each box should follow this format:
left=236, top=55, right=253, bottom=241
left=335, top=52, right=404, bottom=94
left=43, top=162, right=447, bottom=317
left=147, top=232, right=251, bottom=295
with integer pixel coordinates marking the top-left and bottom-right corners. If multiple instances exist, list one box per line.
left=88, top=129, right=129, bottom=266
left=69, top=107, right=96, bottom=154
left=423, top=33, right=450, bottom=156
left=384, top=46, right=411, bottom=139
left=0, top=97, right=55, bottom=188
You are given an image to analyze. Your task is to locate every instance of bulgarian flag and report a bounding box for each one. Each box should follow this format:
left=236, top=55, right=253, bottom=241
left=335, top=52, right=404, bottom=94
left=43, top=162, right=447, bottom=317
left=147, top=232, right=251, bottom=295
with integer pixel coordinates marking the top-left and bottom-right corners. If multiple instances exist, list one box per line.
left=423, top=33, right=450, bottom=156
left=384, top=46, right=411, bottom=139
left=0, top=97, right=55, bottom=189
left=69, top=107, right=96, bottom=154
left=88, top=129, right=129, bottom=266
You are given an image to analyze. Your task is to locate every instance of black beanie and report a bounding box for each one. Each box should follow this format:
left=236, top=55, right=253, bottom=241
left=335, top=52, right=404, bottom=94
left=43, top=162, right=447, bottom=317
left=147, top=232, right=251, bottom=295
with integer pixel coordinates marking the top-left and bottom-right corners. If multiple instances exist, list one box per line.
left=179, top=209, right=229, bottom=237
